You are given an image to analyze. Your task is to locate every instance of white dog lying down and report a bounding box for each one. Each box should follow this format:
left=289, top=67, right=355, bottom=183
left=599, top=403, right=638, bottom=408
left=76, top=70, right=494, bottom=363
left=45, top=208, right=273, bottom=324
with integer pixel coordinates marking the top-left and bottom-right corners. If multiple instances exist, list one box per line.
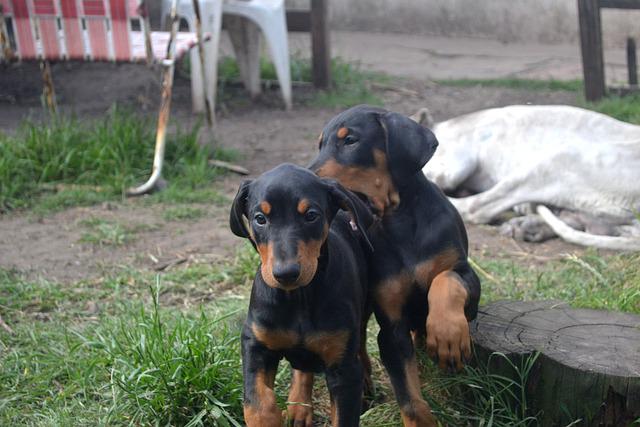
left=416, top=105, right=640, bottom=251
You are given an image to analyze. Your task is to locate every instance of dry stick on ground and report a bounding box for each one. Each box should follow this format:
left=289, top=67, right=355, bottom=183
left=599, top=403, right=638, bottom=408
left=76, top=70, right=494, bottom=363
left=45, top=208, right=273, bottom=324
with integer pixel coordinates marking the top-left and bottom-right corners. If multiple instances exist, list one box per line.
left=0, top=314, right=14, bottom=334
left=208, top=159, right=250, bottom=175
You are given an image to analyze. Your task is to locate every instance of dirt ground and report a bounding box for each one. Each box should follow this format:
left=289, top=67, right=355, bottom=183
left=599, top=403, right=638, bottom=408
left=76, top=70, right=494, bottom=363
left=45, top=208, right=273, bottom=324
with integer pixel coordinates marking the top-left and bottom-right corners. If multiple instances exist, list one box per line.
left=0, top=62, right=585, bottom=283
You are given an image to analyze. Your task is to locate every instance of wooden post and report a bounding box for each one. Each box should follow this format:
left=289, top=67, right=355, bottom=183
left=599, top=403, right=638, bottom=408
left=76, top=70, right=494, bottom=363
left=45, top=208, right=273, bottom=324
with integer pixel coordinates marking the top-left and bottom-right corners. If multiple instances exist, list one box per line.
left=472, top=300, right=640, bottom=426
left=311, top=0, right=330, bottom=89
left=627, top=38, right=638, bottom=86
left=577, top=0, right=605, bottom=101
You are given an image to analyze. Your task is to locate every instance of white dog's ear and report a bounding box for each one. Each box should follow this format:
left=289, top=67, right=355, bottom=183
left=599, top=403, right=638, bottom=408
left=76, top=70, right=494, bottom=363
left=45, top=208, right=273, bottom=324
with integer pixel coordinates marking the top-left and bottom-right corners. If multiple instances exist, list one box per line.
left=409, top=107, right=435, bottom=129
left=377, top=111, right=439, bottom=186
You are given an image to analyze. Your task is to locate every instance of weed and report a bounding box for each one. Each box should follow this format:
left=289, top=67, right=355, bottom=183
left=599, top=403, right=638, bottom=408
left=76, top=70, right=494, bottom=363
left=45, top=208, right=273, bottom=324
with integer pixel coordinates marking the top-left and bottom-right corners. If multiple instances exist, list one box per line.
left=217, top=55, right=386, bottom=108
left=163, top=205, right=207, bottom=221
left=87, top=282, right=245, bottom=426
left=436, top=78, right=583, bottom=92
left=582, top=93, right=640, bottom=124
left=437, top=78, right=640, bottom=125
left=474, top=251, right=640, bottom=314
left=0, top=108, right=226, bottom=212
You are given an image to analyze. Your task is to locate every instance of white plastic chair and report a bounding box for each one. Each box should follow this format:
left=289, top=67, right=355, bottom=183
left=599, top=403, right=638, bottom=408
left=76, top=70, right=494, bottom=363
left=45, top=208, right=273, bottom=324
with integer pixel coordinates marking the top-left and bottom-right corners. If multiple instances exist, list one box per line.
left=223, top=0, right=292, bottom=110
left=161, top=0, right=222, bottom=115
left=162, top=0, right=292, bottom=110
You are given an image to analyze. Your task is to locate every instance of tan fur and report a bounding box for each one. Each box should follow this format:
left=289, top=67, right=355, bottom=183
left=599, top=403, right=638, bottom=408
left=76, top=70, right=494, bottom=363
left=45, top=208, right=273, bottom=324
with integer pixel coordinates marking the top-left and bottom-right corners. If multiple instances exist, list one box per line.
left=251, top=323, right=299, bottom=351
left=243, top=369, right=281, bottom=427
left=315, top=149, right=398, bottom=216
left=304, top=330, right=350, bottom=366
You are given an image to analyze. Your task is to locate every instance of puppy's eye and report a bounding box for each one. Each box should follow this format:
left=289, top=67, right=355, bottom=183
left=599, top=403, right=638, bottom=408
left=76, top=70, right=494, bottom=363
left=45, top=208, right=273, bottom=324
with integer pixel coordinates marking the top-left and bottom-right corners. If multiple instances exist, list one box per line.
left=344, top=135, right=358, bottom=145
left=254, top=213, right=267, bottom=225
left=304, top=210, right=319, bottom=222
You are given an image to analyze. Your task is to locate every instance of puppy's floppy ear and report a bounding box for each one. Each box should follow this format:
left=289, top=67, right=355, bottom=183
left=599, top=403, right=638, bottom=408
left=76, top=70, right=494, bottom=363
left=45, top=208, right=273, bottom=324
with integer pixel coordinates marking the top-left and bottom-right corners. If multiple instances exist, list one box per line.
left=377, top=111, right=439, bottom=186
left=229, top=180, right=253, bottom=238
left=325, top=179, right=374, bottom=252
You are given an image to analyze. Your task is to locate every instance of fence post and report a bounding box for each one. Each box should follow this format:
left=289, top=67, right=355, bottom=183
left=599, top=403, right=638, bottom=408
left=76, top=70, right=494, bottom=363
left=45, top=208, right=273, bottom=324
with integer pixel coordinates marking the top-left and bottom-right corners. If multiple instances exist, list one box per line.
left=628, top=37, right=638, bottom=86
left=577, top=0, right=605, bottom=101
left=311, top=0, right=330, bottom=89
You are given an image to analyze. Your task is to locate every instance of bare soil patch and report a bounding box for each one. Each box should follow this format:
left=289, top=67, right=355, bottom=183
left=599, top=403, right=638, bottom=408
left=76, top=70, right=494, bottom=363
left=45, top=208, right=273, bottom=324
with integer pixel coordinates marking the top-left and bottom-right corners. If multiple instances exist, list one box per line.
left=0, top=62, right=584, bottom=282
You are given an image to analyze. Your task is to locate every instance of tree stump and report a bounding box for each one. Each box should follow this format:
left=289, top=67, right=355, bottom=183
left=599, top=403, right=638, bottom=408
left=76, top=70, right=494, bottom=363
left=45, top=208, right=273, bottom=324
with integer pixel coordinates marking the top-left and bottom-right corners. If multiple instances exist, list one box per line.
left=471, top=300, right=640, bottom=426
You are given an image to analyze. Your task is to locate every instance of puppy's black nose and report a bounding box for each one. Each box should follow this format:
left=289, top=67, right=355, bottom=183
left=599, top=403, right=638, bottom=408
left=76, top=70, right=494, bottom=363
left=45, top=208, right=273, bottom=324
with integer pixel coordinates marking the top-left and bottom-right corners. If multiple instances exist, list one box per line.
left=273, top=263, right=301, bottom=284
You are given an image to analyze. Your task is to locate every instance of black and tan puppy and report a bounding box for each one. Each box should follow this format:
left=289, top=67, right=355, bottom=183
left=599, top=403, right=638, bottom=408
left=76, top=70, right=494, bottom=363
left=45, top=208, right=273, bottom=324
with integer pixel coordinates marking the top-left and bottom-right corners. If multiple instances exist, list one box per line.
left=308, top=105, right=481, bottom=426
left=230, top=163, right=375, bottom=427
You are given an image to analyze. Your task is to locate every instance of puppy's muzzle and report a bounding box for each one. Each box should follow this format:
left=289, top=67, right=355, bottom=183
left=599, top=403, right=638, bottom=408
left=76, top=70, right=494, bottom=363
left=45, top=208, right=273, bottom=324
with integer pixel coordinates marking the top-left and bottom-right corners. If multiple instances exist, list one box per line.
left=272, top=262, right=301, bottom=286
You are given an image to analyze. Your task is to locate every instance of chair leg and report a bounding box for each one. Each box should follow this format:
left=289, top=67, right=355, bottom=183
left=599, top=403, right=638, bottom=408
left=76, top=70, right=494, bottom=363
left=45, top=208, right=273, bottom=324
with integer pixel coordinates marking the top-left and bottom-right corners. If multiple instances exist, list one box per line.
left=40, top=60, right=57, bottom=114
left=227, top=15, right=261, bottom=98
left=192, top=0, right=217, bottom=127
left=259, top=10, right=292, bottom=109
left=127, top=59, right=175, bottom=196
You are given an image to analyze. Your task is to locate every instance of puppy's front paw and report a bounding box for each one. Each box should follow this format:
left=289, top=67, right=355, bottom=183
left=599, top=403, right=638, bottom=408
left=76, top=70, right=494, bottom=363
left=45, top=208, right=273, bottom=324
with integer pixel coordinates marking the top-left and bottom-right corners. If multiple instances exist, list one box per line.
left=426, top=310, right=471, bottom=372
left=284, top=404, right=313, bottom=427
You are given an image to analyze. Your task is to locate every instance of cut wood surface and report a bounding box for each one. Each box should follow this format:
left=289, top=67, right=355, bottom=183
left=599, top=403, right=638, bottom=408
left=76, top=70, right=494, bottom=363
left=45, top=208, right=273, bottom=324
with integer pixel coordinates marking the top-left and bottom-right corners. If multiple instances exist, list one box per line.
left=471, top=300, right=640, bottom=426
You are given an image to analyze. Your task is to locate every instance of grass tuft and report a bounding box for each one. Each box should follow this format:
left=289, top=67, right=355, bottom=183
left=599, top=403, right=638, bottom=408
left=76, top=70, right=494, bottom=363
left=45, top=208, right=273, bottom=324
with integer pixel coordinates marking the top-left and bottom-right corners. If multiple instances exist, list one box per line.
left=217, top=55, right=386, bottom=108
left=475, top=252, right=640, bottom=314
left=437, top=78, right=640, bottom=125
left=0, top=108, right=227, bottom=212
left=436, top=78, right=583, bottom=92
left=86, top=282, right=245, bottom=426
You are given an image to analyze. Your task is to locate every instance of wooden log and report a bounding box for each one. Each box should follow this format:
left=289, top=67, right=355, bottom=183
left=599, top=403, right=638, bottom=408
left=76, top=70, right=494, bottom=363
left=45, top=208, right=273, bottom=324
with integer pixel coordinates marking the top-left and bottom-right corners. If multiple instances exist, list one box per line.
left=628, top=38, right=638, bottom=87
left=471, top=300, right=640, bottom=426
left=578, top=0, right=606, bottom=101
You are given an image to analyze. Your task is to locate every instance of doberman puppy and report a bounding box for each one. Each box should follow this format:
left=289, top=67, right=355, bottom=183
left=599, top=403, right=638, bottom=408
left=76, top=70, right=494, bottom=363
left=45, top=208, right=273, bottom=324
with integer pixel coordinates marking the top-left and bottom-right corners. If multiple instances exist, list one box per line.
left=230, top=163, right=375, bottom=427
left=308, top=105, right=481, bottom=426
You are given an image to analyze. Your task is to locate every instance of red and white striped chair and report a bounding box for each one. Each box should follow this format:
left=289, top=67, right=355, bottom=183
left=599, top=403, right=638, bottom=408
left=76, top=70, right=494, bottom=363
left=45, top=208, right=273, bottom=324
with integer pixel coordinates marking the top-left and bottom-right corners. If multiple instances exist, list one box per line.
left=0, top=0, right=213, bottom=195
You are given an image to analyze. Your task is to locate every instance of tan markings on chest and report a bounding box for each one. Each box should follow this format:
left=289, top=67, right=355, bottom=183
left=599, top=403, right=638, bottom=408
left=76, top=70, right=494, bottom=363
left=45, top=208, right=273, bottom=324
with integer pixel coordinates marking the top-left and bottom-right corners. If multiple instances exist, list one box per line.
left=374, top=248, right=460, bottom=322
left=304, top=330, right=350, bottom=366
left=251, top=323, right=299, bottom=351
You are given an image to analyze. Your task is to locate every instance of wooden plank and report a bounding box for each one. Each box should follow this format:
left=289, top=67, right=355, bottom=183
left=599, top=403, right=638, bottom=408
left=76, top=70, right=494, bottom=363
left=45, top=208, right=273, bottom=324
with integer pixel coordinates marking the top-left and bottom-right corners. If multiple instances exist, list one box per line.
left=310, top=0, right=330, bottom=89
left=599, top=0, right=640, bottom=9
left=628, top=38, right=638, bottom=86
left=285, top=10, right=310, bottom=32
left=578, top=0, right=606, bottom=101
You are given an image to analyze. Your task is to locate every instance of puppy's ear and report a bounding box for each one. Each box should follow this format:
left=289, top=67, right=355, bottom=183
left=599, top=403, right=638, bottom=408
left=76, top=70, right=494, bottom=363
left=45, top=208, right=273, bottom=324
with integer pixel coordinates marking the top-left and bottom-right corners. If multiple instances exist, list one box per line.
left=377, top=111, right=439, bottom=186
left=325, top=179, right=374, bottom=252
left=229, top=180, right=253, bottom=238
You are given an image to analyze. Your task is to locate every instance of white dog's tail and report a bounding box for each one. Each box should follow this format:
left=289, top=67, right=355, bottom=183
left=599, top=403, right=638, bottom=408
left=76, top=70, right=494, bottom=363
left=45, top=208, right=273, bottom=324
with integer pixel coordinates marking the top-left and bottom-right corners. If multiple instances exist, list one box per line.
left=536, top=205, right=640, bottom=251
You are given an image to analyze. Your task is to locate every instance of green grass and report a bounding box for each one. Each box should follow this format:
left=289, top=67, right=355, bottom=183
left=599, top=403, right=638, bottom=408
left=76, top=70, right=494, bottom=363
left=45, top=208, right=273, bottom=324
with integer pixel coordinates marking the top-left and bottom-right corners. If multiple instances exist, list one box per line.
left=473, top=251, right=640, bottom=314
left=162, top=206, right=207, bottom=222
left=1, top=249, right=639, bottom=425
left=0, top=243, right=258, bottom=426
left=437, top=78, right=640, bottom=125
left=584, top=93, right=640, bottom=124
left=217, top=55, right=386, bottom=108
left=437, top=78, right=583, bottom=92
left=0, top=107, right=230, bottom=213
left=77, top=217, right=158, bottom=247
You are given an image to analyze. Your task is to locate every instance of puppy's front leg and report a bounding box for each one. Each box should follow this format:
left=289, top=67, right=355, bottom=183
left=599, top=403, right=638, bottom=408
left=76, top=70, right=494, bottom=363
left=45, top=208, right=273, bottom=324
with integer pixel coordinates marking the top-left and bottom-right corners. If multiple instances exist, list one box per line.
left=242, top=330, right=282, bottom=427
left=285, top=370, right=314, bottom=426
left=426, top=264, right=480, bottom=371
left=325, top=358, right=363, bottom=426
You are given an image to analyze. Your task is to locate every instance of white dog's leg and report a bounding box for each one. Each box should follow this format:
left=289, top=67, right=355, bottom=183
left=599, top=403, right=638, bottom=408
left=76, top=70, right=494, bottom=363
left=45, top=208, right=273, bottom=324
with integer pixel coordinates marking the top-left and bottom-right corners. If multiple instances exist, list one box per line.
left=537, top=206, right=640, bottom=251
left=449, top=177, right=529, bottom=224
